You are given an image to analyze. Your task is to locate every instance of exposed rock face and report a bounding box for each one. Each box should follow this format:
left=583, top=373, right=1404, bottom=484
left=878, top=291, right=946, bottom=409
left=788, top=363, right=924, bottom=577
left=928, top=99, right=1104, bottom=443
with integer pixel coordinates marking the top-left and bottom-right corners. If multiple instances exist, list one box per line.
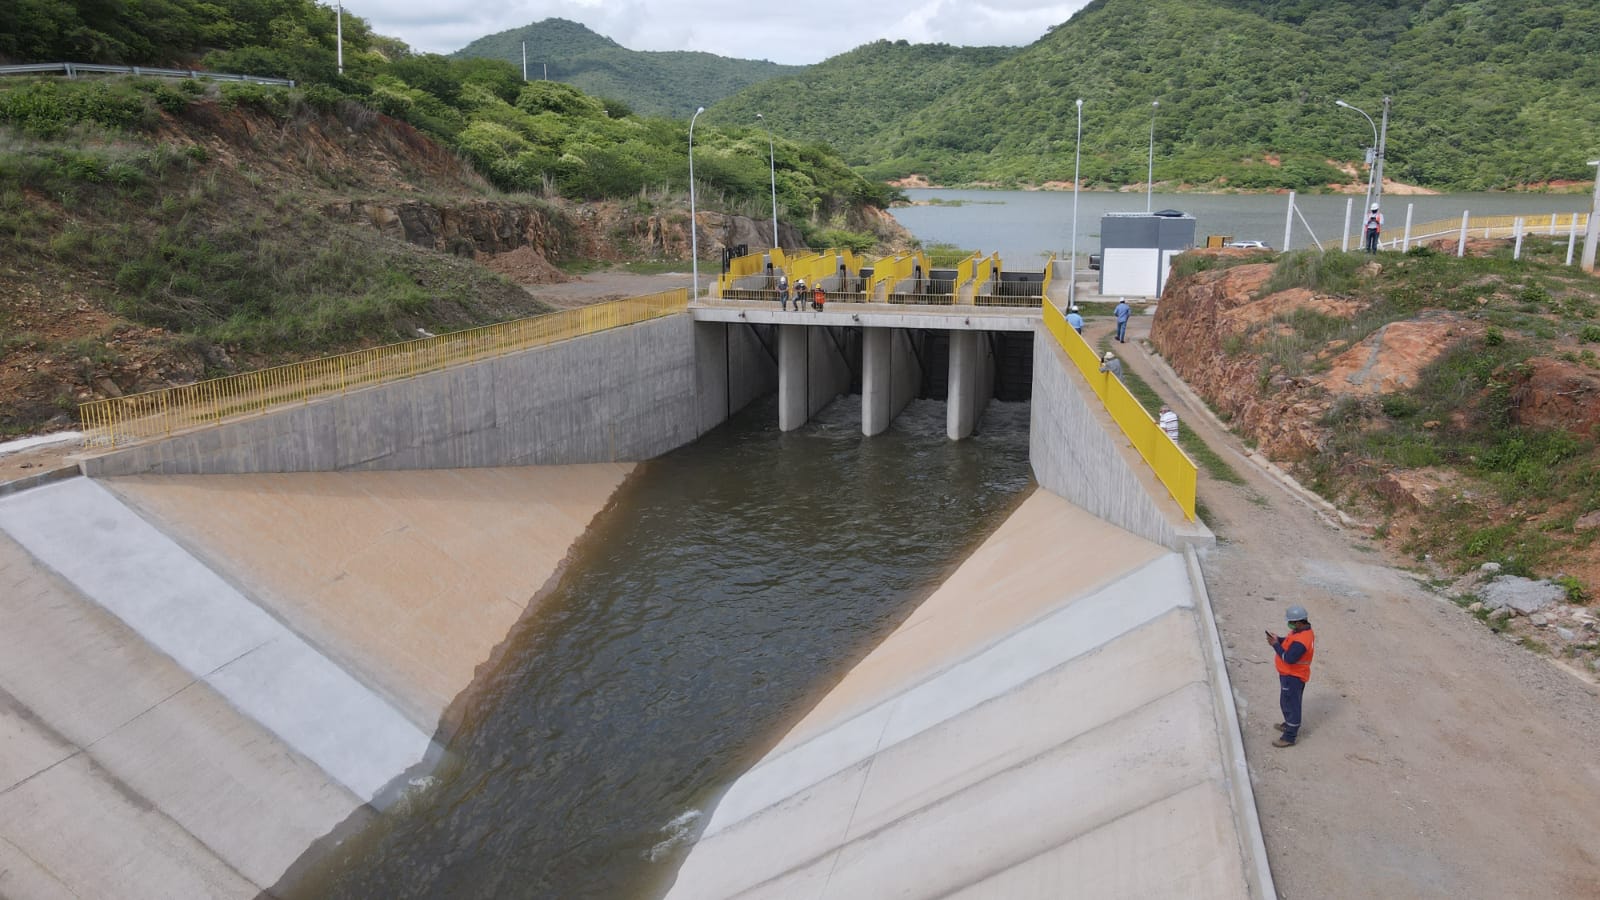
left=1152, top=256, right=1479, bottom=461
left=1151, top=263, right=1333, bottom=460
left=327, top=200, right=580, bottom=259
left=1376, top=468, right=1459, bottom=511
left=1509, top=358, right=1600, bottom=438
left=1322, top=314, right=1481, bottom=395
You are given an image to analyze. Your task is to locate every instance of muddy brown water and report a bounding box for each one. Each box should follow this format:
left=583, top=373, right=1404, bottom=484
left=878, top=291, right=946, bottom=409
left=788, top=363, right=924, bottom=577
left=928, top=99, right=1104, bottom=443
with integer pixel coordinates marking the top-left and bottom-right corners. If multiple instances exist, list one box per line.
left=276, top=395, right=1034, bottom=899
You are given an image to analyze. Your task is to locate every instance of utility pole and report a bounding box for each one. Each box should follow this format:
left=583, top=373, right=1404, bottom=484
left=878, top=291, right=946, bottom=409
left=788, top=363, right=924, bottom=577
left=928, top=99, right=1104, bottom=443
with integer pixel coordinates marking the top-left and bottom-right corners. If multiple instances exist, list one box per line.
left=1371, top=96, right=1391, bottom=211
left=1582, top=159, right=1600, bottom=273
left=522, top=42, right=527, bottom=81
left=335, top=1, right=343, bottom=75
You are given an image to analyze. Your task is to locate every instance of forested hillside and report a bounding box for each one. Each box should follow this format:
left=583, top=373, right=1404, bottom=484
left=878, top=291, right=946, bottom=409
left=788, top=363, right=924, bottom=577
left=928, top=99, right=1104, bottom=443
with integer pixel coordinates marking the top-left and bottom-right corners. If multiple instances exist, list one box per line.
left=0, top=0, right=900, bottom=435
left=451, top=18, right=799, bottom=118
left=703, top=41, right=1017, bottom=168
left=715, top=0, right=1600, bottom=191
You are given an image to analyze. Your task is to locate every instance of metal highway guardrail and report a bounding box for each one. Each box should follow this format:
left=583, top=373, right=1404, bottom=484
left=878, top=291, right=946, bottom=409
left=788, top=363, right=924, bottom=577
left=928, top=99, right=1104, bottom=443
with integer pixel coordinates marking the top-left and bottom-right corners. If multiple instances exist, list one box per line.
left=0, top=62, right=295, bottom=86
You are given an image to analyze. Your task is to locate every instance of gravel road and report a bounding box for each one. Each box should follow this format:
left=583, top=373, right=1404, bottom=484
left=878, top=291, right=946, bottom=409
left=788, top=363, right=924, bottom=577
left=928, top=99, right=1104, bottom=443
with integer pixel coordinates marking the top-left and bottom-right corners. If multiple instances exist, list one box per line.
left=1107, top=313, right=1600, bottom=899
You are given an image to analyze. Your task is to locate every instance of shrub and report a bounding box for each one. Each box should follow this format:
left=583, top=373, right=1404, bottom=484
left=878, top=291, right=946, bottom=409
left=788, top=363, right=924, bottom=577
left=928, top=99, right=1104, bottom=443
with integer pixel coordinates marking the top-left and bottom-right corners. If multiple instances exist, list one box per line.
left=1263, top=249, right=1365, bottom=296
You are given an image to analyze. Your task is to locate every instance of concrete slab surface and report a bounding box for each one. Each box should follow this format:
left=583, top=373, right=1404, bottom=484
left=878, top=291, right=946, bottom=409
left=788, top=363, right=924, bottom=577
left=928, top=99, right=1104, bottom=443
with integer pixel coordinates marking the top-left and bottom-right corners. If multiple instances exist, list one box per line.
left=101, top=464, right=633, bottom=728
left=664, top=491, right=1256, bottom=900
left=0, top=478, right=430, bottom=802
left=0, top=531, right=362, bottom=897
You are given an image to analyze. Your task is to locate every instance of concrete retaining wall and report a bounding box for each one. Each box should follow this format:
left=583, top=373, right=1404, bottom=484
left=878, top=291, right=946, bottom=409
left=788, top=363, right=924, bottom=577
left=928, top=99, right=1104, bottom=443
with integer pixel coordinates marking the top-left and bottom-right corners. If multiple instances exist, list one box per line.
left=695, top=321, right=779, bottom=433
left=1029, top=326, right=1183, bottom=548
left=84, top=315, right=773, bottom=477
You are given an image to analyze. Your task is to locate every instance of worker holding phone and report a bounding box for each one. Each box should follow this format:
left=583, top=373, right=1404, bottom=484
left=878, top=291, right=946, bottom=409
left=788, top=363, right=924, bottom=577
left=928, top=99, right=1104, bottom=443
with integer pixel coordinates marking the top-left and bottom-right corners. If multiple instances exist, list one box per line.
left=1265, top=604, right=1315, bottom=747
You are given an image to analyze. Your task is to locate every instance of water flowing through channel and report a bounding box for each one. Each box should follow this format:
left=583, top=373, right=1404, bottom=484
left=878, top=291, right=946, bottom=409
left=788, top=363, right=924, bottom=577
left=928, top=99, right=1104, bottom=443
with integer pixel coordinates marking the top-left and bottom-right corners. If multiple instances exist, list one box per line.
left=279, top=395, right=1035, bottom=899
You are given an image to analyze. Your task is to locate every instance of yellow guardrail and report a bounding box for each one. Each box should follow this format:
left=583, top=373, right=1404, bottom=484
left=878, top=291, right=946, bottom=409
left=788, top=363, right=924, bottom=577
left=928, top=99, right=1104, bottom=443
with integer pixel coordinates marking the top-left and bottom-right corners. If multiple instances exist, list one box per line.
left=717, top=249, right=781, bottom=295
left=867, top=254, right=910, bottom=300
left=1042, top=300, right=1197, bottom=521
left=80, top=289, right=689, bottom=450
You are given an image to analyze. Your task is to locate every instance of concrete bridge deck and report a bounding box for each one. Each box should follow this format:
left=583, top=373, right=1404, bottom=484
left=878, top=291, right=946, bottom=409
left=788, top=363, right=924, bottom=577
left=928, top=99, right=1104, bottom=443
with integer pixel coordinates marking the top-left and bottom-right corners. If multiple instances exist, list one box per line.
left=689, top=298, right=1041, bottom=332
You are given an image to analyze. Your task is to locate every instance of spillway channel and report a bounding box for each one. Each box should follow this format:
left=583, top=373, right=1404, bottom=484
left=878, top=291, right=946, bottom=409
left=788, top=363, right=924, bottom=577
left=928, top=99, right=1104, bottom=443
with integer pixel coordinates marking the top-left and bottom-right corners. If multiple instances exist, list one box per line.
left=276, top=394, right=1034, bottom=899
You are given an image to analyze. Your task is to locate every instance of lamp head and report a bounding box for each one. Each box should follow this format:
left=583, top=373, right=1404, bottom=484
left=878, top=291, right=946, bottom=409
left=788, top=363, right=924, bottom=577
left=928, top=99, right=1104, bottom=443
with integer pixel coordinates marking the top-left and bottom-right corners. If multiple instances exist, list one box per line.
left=1152, top=100, right=1159, bottom=107
left=1335, top=99, right=1349, bottom=108
left=1076, top=98, right=1083, bottom=108
left=755, top=113, right=764, bottom=120
left=695, top=106, right=705, bottom=115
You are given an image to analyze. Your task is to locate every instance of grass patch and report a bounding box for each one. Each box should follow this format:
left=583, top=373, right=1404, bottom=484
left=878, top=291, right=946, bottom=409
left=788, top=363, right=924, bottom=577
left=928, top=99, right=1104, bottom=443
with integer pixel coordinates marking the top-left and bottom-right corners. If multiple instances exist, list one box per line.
left=1099, top=339, right=1246, bottom=485
left=1262, top=249, right=1368, bottom=296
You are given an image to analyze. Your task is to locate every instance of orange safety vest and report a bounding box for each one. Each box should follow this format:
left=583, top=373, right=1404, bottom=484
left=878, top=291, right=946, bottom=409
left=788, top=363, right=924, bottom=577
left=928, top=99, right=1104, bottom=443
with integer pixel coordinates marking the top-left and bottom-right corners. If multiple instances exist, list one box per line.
left=814, top=287, right=826, bottom=306
left=1274, top=627, right=1314, bottom=681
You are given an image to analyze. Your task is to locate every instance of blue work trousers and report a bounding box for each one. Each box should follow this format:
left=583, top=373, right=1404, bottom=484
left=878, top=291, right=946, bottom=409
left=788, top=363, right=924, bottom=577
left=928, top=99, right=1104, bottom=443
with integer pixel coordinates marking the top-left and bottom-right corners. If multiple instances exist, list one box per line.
left=1115, top=319, right=1128, bottom=342
left=1279, top=674, right=1306, bottom=742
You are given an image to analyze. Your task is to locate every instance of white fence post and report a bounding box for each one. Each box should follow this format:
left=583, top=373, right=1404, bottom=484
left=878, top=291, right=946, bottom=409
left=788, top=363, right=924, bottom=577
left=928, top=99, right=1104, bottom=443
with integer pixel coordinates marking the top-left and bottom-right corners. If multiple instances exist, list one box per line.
left=1513, top=217, right=1525, bottom=260
left=1458, top=211, right=1470, bottom=258
left=1567, top=214, right=1579, bottom=266
left=1342, top=198, right=1353, bottom=252
left=1283, top=191, right=1295, bottom=252
left=1401, top=203, right=1414, bottom=252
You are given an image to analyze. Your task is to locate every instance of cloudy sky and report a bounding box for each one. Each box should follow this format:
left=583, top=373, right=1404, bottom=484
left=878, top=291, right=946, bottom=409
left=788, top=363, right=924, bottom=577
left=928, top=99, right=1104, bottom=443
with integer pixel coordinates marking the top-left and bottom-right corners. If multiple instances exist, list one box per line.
left=353, top=0, right=1096, bottom=65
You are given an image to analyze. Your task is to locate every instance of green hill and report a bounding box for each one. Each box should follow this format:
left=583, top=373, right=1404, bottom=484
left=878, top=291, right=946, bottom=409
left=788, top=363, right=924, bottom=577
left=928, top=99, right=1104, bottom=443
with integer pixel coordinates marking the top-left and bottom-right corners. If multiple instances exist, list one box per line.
left=712, top=0, right=1600, bottom=191
left=702, top=41, right=1017, bottom=167
left=451, top=18, right=800, bottom=118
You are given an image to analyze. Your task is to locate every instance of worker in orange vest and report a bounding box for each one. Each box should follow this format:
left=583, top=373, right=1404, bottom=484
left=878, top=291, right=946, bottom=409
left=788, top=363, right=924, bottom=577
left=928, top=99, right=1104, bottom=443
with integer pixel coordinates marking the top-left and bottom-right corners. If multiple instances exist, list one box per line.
left=1265, top=604, right=1315, bottom=747
left=812, top=284, right=826, bottom=311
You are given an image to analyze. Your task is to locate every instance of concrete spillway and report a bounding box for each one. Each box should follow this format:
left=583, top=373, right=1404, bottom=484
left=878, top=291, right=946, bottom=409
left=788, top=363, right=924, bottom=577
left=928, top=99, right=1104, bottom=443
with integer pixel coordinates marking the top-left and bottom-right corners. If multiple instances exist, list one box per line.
left=665, top=492, right=1253, bottom=899
left=0, top=307, right=1262, bottom=898
left=0, top=465, right=633, bottom=897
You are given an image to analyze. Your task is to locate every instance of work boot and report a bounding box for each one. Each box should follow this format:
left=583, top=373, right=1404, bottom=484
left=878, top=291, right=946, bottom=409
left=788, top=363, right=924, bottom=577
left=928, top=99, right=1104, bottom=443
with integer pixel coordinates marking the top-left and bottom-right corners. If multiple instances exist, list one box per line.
left=1272, top=737, right=1296, bottom=748
left=1274, top=723, right=1288, bottom=733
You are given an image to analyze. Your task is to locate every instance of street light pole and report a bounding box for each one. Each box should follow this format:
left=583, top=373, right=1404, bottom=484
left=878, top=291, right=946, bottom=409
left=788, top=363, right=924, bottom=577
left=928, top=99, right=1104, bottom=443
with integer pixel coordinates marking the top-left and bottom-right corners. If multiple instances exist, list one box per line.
left=1335, top=99, right=1377, bottom=211
left=1147, top=100, right=1158, bottom=213
left=1372, top=96, right=1391, bottom=211
left=689, top=106, right=705, bottom=299
left=1581, top=159, right=1600, bottom=273
left=1069, top=98, right=1083, bottom=310
left=335, top=1, right=343, bottom=75
left=756, top=113, right=779, bottom=249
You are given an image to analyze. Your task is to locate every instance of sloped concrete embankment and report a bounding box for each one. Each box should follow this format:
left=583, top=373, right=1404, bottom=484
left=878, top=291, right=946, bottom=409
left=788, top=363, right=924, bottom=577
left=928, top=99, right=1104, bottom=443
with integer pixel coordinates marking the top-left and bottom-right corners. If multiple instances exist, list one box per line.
left=664, top=492, right=1260, bottom=899
left=0, top=464, right=640, bottom=899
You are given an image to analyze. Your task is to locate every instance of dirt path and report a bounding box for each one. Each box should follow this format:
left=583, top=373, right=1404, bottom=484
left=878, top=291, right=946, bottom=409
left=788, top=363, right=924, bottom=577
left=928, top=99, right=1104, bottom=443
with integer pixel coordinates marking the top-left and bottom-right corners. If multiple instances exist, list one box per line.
left=522, top=269, right=692, bottom=309
left=1097, top=314, right=1600, bottom=899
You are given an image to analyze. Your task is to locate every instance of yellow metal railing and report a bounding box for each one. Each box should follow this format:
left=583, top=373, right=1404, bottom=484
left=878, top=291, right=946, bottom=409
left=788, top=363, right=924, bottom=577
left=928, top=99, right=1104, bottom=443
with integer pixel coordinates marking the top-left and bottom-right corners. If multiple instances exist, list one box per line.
left=1042, top=300, right=1197, bottom=520
left=80, top=289, right=689, bottom=450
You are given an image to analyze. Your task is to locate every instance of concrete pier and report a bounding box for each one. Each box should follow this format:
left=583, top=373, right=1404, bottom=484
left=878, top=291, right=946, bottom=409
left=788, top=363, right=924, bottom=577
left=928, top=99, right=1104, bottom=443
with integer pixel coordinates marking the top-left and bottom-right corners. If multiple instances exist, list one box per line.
left=861, top=328, right=919, bottom=436
left=777, top=324, right=854, bottom=432
left=947, top=330, right=995, bottom=440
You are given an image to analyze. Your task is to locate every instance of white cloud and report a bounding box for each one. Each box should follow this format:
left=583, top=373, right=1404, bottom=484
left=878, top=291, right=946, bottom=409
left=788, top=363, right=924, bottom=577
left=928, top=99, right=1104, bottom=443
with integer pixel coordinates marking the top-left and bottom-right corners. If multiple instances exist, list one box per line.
left=348, top=0, right=1094, bottom=64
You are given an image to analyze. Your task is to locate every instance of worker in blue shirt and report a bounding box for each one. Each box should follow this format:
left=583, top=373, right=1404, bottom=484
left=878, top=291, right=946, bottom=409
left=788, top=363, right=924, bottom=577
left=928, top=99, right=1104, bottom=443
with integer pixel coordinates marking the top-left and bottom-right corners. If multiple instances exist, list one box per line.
left=1113, top=298, right=1131, bottom=343
left=1065, top=304, right=1084, bottom=334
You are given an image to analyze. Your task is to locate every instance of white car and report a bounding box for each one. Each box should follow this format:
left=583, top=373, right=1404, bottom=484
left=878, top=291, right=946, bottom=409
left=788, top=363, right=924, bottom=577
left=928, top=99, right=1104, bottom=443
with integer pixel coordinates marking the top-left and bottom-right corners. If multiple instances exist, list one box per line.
left=1226, top=240, right=1272, bottom=250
